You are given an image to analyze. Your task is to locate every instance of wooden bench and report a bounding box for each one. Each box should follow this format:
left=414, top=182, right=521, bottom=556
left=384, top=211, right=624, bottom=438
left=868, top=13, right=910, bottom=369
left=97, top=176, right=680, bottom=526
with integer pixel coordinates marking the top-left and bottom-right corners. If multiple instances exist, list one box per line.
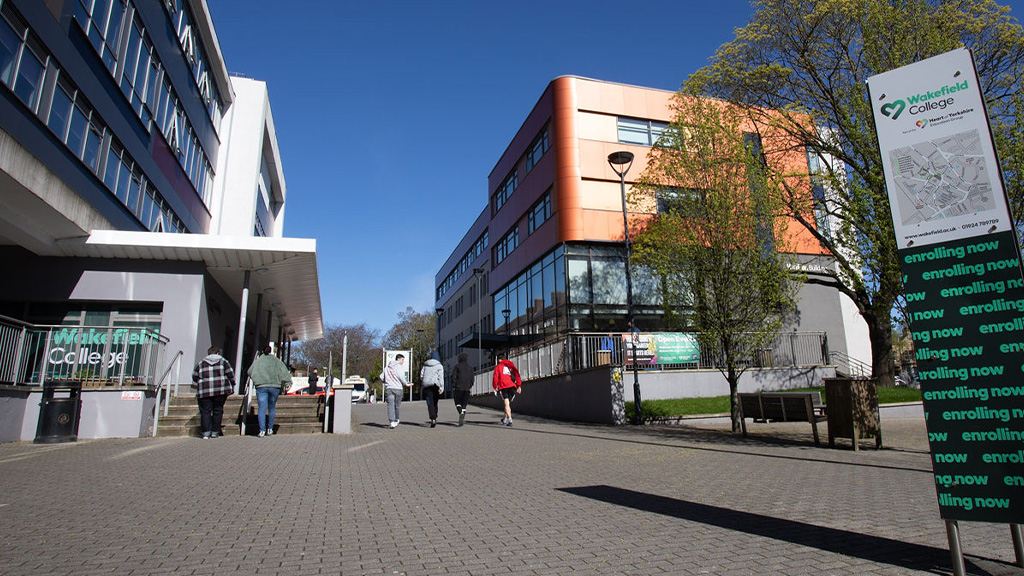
left=737, top=391, right=827, bottom=445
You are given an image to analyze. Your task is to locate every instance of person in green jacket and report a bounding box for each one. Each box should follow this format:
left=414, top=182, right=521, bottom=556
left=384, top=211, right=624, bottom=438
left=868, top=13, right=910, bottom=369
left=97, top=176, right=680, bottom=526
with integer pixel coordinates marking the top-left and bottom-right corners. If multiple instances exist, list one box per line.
left=247, top=345, right=292, bottom=437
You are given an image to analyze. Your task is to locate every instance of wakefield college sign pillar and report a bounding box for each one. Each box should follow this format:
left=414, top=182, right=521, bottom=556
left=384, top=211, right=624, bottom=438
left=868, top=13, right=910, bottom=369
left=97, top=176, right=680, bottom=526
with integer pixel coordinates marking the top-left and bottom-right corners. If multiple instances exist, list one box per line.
left=868, top=48, right=1024, bottom=573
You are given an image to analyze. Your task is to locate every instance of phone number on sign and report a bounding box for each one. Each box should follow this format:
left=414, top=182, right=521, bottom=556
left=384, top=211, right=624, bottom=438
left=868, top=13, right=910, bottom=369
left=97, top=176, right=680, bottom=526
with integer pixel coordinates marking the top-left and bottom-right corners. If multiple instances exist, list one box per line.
left=962, top=219, right=1000, bottom=230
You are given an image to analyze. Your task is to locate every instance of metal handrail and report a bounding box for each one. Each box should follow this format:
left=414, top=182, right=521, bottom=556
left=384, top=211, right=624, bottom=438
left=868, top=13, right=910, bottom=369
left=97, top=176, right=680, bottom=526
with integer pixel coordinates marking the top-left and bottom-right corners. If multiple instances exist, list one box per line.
left=151, top=350, right=184, bottom=437
left=238, top=378, right=254, bottom=436
left=829, top=350, right=872, bottom=378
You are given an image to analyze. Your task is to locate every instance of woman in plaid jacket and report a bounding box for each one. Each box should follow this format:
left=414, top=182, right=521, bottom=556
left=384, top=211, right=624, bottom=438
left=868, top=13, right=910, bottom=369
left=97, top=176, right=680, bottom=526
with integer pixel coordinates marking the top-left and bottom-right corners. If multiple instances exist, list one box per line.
left=192, top=346, right=236, bottom=439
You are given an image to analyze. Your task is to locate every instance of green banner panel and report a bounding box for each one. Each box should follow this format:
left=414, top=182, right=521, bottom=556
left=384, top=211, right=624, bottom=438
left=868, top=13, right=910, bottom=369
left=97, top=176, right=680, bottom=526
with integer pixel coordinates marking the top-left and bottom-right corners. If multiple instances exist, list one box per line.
left=900, top=231, right=1024, bottom=523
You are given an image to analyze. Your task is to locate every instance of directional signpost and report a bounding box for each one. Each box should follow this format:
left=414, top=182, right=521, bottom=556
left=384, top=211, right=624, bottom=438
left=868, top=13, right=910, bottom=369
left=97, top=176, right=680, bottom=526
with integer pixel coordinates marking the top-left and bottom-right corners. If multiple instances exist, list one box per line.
left=868, top=48, right=1024, bottom=574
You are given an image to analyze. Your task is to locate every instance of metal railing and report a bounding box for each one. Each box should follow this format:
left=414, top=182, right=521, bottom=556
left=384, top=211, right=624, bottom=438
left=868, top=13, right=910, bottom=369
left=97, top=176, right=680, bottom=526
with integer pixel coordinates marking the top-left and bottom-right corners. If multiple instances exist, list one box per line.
left=829, top=350, right=872, bottom=378
left=152, top=350, right=184, bottom=437
left=0, top=314, right=168, bottom=386
left=471, top=330, right=832, bottom=395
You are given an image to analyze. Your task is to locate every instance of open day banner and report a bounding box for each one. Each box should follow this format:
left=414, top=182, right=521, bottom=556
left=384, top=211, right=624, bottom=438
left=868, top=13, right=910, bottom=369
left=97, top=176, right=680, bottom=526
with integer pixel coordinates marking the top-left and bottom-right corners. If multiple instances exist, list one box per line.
left=868, top=48, right=1024, bottom=523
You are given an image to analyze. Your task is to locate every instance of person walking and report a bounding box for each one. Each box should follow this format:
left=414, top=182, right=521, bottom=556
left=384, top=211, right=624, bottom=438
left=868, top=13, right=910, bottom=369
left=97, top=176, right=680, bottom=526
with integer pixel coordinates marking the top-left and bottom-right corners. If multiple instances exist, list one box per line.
left=191, top=346, right=235, bottom=439
left=492, top=355, right=521, bottom=427
left=450, top=352, right=474, bottom=427
left=381, top=354, right=411, bottom=428
left=420, top=351, right=444, bottom=428
left=247, top=345, right=292, bottom=437
left=307, top=368, right=319, bottom=395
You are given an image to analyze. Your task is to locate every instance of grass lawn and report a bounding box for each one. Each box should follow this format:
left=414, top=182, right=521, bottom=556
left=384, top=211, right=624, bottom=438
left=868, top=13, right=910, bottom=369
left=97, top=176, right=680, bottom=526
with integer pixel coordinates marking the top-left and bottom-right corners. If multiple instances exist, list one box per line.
left=625, top=386, right=922, bottom=420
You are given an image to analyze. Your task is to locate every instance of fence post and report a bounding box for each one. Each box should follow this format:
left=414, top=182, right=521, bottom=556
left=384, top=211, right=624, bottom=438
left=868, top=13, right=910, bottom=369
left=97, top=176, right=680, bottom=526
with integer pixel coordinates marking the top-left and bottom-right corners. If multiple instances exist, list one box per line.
left=11, top=326, right=26, bottom=384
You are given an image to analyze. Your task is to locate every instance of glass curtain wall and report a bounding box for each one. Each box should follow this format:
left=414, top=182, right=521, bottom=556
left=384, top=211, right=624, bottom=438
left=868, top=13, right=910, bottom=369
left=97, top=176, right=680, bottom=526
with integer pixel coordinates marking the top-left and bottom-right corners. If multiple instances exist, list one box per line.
left=493, top=243, right=671, bottom=338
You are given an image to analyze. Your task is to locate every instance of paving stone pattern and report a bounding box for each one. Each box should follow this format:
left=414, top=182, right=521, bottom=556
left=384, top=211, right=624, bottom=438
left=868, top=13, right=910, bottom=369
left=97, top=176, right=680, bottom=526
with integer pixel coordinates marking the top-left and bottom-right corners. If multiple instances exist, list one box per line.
left=0, top=402, right=1021, bottom=576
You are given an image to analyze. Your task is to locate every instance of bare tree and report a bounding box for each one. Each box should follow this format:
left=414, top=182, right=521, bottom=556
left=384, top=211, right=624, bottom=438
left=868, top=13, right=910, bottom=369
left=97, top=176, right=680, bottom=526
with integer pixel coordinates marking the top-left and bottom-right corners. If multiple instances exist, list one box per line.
left=291, top=323, right=380, bottom=381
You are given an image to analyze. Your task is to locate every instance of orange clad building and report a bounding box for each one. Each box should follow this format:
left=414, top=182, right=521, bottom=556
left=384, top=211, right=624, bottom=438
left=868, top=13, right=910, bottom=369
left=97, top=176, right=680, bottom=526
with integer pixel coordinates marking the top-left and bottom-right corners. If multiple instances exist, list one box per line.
left=434, top=76, right=867, bottom=373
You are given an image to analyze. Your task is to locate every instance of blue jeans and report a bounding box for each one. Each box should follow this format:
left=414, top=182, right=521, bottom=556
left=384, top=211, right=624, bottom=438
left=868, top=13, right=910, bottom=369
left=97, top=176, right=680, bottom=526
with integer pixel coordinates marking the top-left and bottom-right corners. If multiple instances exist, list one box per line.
left=256, top=387, right=281, bottom=432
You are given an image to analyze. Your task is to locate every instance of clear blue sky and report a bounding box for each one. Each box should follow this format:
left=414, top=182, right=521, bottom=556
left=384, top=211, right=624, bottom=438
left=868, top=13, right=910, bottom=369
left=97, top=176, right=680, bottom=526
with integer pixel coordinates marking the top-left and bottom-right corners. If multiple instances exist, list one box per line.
left=206, top=0, right=1024, bottom=336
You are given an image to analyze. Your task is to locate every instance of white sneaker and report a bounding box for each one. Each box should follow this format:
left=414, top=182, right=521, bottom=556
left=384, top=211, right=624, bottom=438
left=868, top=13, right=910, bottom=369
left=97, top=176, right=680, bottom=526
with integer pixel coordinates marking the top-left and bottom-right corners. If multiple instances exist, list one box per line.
left=266, top=429, right=274, bottom=436
left=389, top=421, right=398, bottom=428
left=257, top=430, right=266, bottom=437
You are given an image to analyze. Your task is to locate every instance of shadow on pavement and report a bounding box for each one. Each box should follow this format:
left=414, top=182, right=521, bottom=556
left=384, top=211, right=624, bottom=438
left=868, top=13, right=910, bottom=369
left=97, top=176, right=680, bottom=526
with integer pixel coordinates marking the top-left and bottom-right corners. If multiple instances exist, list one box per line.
left=558, top=485, right=1004, bottom=576
left=491, top=420, right=935, bottom=475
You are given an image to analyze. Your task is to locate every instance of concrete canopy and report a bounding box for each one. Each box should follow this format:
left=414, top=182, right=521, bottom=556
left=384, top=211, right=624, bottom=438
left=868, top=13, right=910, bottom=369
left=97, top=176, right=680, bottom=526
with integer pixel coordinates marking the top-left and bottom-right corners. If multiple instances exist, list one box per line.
left=56, top=230, right=324, bottom=341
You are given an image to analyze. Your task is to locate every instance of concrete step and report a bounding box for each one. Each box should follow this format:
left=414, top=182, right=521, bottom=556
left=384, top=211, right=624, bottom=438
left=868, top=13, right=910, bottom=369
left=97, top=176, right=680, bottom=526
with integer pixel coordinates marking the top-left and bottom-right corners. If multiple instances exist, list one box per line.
left=157, top=394, right=325, bottom=437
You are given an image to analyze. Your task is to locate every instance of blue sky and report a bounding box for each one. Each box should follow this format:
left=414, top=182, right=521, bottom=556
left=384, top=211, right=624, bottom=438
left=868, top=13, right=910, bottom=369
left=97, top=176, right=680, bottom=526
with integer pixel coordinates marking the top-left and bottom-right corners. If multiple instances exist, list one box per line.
left=206, top=0, right=1024, bottom=335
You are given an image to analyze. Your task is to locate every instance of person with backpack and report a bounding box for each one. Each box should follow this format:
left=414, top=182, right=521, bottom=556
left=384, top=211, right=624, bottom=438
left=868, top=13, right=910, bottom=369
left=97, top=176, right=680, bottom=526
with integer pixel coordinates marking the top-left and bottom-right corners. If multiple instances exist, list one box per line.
left=450, top=352, right=474, bottom=427
left=419, top=351, right=444, bottom=428
left=492, top=355, right=521, bottom=427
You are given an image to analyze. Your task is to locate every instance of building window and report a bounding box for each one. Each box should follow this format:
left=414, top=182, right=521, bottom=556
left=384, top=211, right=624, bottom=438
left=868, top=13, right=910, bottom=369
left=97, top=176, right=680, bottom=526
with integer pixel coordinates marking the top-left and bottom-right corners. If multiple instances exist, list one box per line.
left=72, top=0, right=126, bottom=73
left=493, top=169, right=518, bottom=214
left=119, top=14, right=160, bottom=129
left=494, top=226, right=519, bottom=265
left=617, top=117, right=668, bottom=146
left=527, top=190, right=551, bottom=234
left=656, top=187, right=704, bottom=217
left=493, top=247, right=565, bottom=336
left=0, top=3, right=46, bottom=111
left=104, top=140, right=142, bottom=211
left=49, top=78, right=107, bottom=172
left=806, top=147, right=833, bottom=241
left=524, top=126, right=549, bottom=173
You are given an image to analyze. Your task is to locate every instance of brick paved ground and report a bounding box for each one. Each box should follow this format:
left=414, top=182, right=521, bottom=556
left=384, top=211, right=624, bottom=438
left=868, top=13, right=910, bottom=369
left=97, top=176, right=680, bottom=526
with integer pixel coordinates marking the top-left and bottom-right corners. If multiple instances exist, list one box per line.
left=0, top=401, right=1021, bottom=576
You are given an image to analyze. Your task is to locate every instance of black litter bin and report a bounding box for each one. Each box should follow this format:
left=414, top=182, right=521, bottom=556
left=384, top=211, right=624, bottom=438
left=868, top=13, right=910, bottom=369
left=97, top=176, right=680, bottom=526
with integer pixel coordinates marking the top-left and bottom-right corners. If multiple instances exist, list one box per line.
left=34, top=381, right=82, bottom=444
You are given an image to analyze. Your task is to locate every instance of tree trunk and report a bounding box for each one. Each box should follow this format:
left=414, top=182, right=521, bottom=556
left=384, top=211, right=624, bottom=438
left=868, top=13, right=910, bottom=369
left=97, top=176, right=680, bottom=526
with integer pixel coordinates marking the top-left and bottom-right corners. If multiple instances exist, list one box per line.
left=727, top=364, right=742, bottom=433
left=866, top=314, right=896, bottom=387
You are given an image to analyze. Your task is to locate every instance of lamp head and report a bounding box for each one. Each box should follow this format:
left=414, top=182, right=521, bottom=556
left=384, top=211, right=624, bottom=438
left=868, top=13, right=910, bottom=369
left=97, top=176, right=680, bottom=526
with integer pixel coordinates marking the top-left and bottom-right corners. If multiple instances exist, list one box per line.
left=607, top=151, right=634, bottom=177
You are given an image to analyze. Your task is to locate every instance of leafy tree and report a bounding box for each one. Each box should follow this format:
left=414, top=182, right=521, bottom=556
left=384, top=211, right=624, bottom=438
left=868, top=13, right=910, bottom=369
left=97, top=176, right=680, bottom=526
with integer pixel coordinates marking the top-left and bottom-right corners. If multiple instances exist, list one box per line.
left=685, top=0, right=1024, bottom=386
left=291, top=323, right=380, bottom=382
left=634, top=95, right=803, bottom=432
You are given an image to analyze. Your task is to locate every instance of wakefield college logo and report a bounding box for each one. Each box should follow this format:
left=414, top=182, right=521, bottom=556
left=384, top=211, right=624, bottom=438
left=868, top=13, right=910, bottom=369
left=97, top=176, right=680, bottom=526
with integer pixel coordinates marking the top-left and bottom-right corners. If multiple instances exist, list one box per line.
left=880, top=99, right=906, bottom=120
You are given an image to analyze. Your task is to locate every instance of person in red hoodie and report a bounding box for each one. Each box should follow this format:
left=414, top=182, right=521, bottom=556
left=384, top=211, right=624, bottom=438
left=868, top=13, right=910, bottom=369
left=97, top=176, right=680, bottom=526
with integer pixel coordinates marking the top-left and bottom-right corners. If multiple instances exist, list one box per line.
left=492, top=356, right=521, bottom=427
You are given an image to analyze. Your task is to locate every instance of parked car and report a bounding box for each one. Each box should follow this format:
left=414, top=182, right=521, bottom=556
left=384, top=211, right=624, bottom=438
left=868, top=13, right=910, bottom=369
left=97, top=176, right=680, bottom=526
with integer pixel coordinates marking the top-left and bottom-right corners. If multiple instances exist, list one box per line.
left=346, top=376, right=368, bottom=402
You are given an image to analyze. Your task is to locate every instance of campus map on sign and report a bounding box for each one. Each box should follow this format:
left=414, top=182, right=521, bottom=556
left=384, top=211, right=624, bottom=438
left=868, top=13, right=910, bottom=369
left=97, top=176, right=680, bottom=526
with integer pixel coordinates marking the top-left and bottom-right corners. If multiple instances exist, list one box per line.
left=888, top=128, right=997, bottom=226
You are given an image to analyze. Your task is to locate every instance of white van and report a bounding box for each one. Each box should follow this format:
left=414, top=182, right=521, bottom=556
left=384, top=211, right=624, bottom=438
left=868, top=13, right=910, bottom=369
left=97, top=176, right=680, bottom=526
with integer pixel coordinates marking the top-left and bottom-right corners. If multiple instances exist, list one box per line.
left=345, top=376, right=368, bottom=402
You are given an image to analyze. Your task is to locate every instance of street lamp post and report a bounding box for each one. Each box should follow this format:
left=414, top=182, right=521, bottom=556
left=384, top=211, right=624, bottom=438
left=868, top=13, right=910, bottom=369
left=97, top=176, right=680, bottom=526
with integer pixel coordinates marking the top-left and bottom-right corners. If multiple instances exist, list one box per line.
left=473, top=268, right=485, bottom=371
left=608, top=151, right=643, bottom=425
left=435, top=308, right=444, bottom=398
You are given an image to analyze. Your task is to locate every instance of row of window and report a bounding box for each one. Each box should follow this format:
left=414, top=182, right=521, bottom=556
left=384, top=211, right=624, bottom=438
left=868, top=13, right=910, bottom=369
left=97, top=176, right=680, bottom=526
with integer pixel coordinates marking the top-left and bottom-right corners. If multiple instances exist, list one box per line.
left=438, top=312, right=492, bottom=364
left=439, top=271, right=488, bottom=332
left=73, top=0, right=215, bottom=206
left=436, top=231, right=489, bottom=301
left=165, top=0, right=223, bottom=122
left=492, top=125, right=550, bottom=215
left=0, top=2, right=185, bottom=233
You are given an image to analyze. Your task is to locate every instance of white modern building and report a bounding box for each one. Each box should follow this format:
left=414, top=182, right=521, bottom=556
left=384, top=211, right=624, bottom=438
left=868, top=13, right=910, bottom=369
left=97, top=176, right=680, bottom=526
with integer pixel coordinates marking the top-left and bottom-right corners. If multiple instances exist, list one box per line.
left=0, top=0, right=322, bottom=441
